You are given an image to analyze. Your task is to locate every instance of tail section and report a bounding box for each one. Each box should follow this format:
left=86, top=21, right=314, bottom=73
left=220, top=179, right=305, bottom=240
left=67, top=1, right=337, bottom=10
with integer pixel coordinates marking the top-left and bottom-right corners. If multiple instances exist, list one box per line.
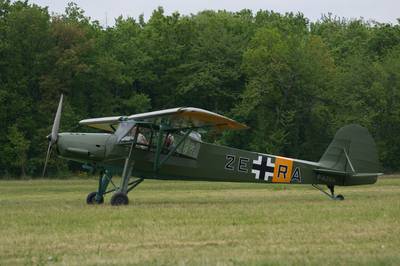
left=316, top=124, right=382, bottom=185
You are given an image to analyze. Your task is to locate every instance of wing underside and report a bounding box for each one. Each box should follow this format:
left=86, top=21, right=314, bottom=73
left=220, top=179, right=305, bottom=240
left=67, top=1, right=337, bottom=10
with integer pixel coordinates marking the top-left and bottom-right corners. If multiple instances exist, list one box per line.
left=79, top=107, right=248, bottom=132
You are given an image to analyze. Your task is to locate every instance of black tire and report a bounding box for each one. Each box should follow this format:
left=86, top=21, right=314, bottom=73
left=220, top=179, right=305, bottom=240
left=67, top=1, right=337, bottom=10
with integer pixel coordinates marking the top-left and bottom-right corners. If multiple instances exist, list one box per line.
left=86, top=191, right=104, bottom=204
left=335, top=194, right=345, bottom=201
left=110, top=192, right=129, bottom=206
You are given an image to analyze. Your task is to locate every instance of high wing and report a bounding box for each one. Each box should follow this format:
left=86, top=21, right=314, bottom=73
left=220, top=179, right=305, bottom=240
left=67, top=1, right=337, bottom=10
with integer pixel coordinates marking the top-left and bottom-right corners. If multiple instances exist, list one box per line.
left=79, top=107, right=248, bottom=132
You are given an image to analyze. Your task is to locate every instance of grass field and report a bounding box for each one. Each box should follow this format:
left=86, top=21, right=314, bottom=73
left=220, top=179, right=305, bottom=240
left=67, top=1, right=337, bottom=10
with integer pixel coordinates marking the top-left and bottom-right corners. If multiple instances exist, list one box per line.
left=0, top=176, right=399, bottom=265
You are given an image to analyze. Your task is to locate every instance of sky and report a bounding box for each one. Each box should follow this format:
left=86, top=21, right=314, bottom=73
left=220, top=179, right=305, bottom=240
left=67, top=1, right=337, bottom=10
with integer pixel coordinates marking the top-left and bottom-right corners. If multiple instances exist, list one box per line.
left=29, top=0, right=399, bottom=26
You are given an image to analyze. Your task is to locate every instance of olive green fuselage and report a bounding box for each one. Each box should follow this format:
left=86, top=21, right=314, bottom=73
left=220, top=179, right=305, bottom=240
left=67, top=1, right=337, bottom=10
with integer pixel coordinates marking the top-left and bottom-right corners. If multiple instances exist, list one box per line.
left=57, top=132, right=377, bottom=186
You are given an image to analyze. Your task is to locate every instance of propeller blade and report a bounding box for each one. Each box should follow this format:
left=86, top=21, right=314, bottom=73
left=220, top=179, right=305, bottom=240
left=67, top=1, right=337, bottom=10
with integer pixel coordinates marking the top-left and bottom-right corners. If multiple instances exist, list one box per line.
left=42, top=142, right=52, bottom=177
left=42, top=94, right=64, bottom=177
left=50, top=94, right=63, bottom=145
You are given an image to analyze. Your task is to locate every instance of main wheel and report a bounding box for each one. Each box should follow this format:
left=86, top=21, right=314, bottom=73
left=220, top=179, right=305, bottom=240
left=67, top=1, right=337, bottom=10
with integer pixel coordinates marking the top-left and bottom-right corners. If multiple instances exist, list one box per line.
left=110, top=192, right=129, bottom=206
left=86, top=191, right=104, bottom=204
left=335, top=194, right=345, bottom=201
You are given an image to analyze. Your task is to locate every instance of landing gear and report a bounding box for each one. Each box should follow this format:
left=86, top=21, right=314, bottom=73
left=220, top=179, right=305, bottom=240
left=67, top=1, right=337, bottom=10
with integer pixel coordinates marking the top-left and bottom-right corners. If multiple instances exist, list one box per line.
left=312, top=184, right=345, bottom=201
left=86, top=191, right=104, bottom=204
left=87, top=170, right=113, bottom=205
left=87, top=124, right=148, bottom=206
left=335, top=194, right=345, bottom=201
left=109, top=177, right=144, bottom=206
left=107, top=132, right=144, bottom=206
left=110, top=192, right=129, bottom=206
left=86, top=168, right=144, bottom=206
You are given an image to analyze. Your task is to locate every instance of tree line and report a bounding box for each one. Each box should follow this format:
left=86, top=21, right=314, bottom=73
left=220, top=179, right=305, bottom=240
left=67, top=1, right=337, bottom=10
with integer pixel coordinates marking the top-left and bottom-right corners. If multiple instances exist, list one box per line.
left=1, top=0, right=400, bottom=177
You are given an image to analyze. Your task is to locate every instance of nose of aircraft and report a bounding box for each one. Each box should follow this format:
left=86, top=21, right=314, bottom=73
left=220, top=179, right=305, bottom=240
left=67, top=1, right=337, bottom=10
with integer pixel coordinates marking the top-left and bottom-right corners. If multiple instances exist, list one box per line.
left=56, top=133, right=110, bottom=162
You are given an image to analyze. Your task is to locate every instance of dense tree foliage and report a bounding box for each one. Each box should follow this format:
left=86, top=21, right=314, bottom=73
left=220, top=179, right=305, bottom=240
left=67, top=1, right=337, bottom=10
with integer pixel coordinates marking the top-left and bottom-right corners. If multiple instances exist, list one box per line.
left=1, top=1, right=400, bottom=177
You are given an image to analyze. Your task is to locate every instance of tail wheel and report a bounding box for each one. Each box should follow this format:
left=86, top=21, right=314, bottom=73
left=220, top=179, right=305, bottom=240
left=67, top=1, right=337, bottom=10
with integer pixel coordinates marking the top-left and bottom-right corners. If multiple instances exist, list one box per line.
left=86, top=191, right=104, bottom=204
left=110, top=192, right=129, bottom=206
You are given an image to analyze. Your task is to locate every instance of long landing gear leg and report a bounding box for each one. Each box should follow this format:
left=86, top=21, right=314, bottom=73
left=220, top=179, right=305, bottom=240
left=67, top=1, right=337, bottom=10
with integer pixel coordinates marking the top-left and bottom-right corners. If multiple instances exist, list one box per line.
left=312, top=184, right=345, bottom=201
left=87, top=170, right=113, bottom=205
left=109, top=141, right=144, bottom=206
left=110, top=176, right=144, bottom=206
left=86, top=168, right=144, bottom=206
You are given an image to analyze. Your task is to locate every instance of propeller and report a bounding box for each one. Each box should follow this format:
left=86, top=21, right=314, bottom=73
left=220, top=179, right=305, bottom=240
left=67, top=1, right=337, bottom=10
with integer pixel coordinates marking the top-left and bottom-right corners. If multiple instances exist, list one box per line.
left=42, top=94, right=63, bottom=177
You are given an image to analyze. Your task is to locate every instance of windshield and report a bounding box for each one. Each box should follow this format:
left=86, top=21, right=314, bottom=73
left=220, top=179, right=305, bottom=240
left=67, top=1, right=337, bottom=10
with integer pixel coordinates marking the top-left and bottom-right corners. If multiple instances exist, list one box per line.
left=115, top=121, right=136, bottom=142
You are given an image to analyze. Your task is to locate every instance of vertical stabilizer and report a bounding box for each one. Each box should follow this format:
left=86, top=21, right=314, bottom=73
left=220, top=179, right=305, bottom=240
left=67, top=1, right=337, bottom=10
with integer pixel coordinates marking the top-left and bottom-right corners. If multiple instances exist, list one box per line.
left=319, top=124, right=381, bottom=174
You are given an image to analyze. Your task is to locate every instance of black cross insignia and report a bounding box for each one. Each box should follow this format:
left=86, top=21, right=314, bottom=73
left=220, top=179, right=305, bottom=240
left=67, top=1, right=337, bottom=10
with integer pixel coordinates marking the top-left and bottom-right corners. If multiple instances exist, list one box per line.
left=252, top=155, right=275, bottom=181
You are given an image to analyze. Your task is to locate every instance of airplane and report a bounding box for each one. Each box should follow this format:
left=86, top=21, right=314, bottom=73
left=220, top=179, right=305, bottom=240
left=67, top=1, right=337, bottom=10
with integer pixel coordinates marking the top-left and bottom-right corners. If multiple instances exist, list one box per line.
left=42, top=95, right=382, bottom=205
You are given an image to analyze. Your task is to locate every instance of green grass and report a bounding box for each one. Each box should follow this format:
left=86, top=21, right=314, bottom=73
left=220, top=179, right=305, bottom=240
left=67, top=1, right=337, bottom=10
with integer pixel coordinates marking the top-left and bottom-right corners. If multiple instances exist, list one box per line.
left=0, top=177, right=399, bottom=265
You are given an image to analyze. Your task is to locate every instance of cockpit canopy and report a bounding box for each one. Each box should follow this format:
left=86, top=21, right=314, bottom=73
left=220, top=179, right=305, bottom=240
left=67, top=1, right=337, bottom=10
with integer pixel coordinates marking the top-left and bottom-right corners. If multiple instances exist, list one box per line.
left=115, top=121, right=202, bottom=159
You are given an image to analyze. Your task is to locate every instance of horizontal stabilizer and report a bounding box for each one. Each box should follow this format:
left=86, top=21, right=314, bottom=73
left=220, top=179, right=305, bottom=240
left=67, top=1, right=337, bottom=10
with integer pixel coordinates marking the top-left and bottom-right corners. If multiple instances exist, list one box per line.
left=351, top=173, right=384, bottom=178
left=315, top=168, right=383, bottom=178
left=314, top=168, right=348, bottom=177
